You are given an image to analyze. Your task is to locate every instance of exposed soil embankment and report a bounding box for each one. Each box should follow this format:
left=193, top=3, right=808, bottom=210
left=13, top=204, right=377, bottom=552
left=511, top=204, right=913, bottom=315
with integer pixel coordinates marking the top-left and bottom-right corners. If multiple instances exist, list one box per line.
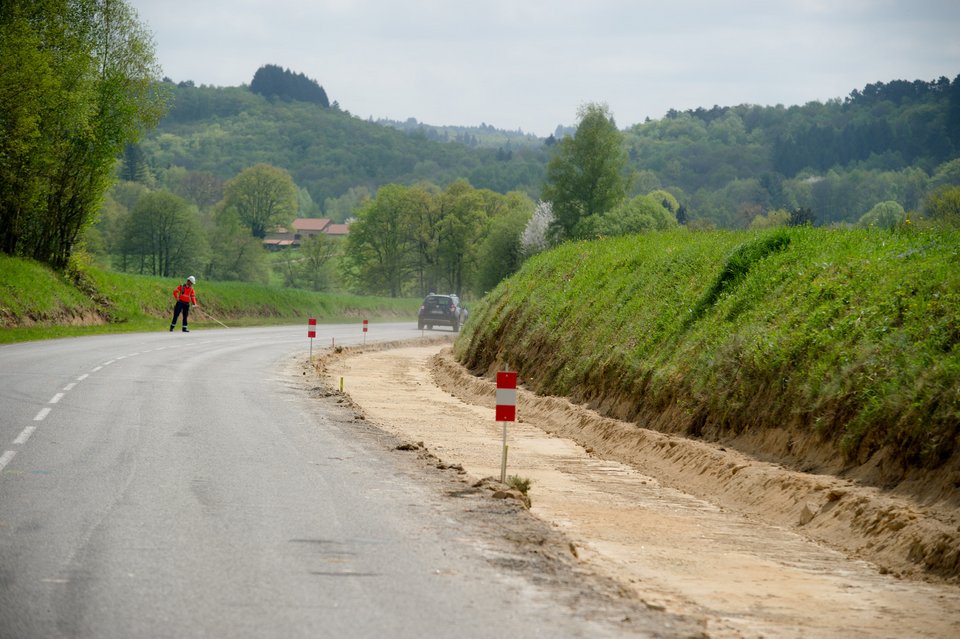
left=433, top=349, right=960, bottom=583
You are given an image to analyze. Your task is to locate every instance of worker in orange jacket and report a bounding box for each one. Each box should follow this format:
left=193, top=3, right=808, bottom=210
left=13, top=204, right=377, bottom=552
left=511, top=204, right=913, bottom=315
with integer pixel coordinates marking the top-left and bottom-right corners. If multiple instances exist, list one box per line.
left=170, top=275, right=198, bottom=332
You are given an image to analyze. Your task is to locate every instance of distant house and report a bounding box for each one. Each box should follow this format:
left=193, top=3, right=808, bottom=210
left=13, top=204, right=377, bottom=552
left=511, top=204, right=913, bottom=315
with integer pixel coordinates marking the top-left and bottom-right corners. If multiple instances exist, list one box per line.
left=263, top=217, right=349, bottom=250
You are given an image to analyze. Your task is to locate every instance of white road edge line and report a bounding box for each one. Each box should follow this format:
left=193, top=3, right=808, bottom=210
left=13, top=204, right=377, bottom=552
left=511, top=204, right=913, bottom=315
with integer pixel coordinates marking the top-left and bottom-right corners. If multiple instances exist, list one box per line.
left=49, top=393, right=64, bottom=404
left=63, top=383, right=76, bottom=391
left=90, top=366, right=102, bottom=372
left=77, top=373, right=89, bottom=381
left=14, top=426, right=36, bottom=445
left=34, top=408, right=51, bottom=421
left=0, top=450, right=15, bottom=472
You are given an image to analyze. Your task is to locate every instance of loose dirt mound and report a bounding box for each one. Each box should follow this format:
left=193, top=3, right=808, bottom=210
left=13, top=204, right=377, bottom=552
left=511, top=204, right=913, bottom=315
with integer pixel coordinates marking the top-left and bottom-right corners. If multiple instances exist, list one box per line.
left=431, top=349, right=960, bottom=583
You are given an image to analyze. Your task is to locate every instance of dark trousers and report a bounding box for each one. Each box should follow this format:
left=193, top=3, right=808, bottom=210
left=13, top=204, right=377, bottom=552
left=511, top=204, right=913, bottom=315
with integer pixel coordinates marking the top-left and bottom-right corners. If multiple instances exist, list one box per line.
left=171, top=300, right=191, bottom=328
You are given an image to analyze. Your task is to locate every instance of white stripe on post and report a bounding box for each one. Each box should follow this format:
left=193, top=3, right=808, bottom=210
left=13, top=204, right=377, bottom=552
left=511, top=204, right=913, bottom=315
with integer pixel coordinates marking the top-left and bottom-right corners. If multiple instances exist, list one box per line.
left=496, top=372, right=517, bottom=422
left=495, top=388, right=517, bottom=406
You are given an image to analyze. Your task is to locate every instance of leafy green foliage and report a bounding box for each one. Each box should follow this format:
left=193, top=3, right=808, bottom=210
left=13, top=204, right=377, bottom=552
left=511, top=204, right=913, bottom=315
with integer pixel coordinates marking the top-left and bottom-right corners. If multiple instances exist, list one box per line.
left=206, top=207, right=270, bottom=284
left=456, top=226, right=960, bottom=477
left=0, top=0, right=167, bottom=268
left=346, top=184, right=421, bottom=297
left=579, top=193, right=678, bottom=238
left=923, top=186, right=960, bottom=227
left=346, top=181, right=534, bottom=298
left=857, top=201, right=906, bottom=229
left=223, top=164, right=298, bottom=238
left=542, top=103, right=631, bottom=240
left=120, top=190, right=208, bottom=277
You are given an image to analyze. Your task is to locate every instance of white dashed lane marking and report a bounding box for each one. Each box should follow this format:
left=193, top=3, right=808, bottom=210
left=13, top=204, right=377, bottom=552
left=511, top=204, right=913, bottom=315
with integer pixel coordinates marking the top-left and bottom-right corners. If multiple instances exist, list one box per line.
left=14, top=426, right=36, bottom=445
left=0, top=450, right=15, bottom=472
left=6, top=342, right=223, bottom=469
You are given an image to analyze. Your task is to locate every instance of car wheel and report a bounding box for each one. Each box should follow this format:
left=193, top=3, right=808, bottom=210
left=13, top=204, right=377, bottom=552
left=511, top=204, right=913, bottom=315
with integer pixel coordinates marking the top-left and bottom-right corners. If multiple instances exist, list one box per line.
left=417, top=321, right=424, bottom=330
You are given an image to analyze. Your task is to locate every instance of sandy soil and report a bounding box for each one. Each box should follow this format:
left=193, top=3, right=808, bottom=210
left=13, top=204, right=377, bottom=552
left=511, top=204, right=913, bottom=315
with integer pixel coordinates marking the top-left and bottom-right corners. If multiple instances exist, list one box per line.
left=319, top=341, right=960, bottom=639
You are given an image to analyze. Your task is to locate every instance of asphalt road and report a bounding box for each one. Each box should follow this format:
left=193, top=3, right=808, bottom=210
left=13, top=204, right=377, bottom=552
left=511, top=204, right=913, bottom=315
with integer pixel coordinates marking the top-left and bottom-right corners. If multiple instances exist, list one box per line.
left=0, top=323, right=668, bottom=639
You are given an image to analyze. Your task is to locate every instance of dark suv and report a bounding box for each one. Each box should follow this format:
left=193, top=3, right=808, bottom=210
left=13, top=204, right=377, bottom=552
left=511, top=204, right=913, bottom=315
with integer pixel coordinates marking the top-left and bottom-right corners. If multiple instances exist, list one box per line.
left=418, top=294, right=467, bottom=332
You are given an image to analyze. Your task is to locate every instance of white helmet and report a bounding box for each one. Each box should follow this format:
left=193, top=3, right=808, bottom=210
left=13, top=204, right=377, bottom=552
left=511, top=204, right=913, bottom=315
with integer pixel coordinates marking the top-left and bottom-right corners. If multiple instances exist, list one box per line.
left=187, top=275, right=196, bottom=284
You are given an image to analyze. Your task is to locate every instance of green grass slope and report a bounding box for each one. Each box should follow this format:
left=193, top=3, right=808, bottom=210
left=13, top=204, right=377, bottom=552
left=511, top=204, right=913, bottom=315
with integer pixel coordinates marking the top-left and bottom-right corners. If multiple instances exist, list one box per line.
left=0, top=255, right=419, bottom=343
left=455, top=227, right=960, bottom=487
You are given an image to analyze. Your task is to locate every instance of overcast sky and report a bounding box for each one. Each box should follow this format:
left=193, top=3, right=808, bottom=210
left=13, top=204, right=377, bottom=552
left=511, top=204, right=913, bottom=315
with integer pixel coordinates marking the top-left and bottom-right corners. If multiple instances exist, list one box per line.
left=128, top=0, right=960, bottom=137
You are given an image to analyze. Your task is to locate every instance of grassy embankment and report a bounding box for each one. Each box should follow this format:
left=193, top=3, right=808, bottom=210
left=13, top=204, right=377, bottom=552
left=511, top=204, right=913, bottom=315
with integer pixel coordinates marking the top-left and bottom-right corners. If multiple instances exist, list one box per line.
left=456, top=226, right=960, bottom=487
left=0, top=254, right=419, bottom=343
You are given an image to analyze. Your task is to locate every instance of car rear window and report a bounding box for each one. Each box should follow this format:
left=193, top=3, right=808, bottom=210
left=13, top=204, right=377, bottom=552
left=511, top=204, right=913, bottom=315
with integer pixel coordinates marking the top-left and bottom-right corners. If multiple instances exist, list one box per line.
left=424, top=296, right=451, bottom=306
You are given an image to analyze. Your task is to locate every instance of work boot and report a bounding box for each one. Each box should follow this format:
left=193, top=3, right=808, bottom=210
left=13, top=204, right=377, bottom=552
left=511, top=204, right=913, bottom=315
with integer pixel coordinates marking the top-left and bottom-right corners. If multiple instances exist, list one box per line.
left=170, top=325, right=175, bottom=331
left=182, top=327, right=189, bottom=332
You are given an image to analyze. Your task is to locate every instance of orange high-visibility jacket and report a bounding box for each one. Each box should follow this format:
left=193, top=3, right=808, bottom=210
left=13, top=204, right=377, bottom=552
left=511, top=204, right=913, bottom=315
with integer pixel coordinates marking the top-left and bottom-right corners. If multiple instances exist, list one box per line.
left=173, top=283, right=198, bottom=305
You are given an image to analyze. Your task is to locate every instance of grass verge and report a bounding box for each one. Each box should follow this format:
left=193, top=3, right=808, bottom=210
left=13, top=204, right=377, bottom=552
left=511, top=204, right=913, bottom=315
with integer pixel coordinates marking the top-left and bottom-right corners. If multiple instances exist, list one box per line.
left=0, top=255, right=419, bottom=343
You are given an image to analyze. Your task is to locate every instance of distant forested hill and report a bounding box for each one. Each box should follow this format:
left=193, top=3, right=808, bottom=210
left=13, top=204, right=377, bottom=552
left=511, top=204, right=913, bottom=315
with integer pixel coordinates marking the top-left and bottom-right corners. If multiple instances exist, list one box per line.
left=140, top=81, right=549, bottom=209
left=623, top=76, right=960, bottom=227
left=137, top=74, right=960, bottom=227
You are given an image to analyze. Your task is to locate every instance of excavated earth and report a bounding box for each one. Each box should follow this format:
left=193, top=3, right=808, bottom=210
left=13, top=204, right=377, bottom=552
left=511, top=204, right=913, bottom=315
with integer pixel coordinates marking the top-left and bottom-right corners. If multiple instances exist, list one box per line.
left=314, top=338, right=960, bottom=639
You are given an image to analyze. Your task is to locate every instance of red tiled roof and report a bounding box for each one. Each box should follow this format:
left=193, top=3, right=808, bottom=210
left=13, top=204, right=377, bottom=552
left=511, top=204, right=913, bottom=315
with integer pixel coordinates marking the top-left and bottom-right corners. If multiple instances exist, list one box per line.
left=292, top=218, right=331, bottom=232
left=325, top=223, right=350, bottom=236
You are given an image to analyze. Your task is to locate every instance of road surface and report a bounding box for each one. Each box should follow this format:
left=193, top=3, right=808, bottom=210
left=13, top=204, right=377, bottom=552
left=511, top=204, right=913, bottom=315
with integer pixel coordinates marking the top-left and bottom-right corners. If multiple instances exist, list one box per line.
left=0, top=324, right=697, bottom=638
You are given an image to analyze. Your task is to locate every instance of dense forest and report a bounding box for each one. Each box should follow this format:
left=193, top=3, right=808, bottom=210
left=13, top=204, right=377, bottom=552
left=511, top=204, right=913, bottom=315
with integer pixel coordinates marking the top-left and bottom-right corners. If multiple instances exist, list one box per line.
left=135, top=73, right=960, bottom=231
left=142, top=79, right=549, bottom=212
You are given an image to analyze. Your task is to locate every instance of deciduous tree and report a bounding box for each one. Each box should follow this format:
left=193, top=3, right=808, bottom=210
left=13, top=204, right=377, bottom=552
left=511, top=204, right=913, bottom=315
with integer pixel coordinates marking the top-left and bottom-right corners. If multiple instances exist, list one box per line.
left=206, top=207, right=269, bottom=283
left=541, top=103, right=631, bottom=241
left=121, top=191, right=207, bottom=276
left=923, top=186, right=960, bottom=227
left=223, top=164, right=298, bottom=238
left=298, top=233, right=339, bottom=291
left=0, top=0, right=167, bottom=268
left=346, top=184, right=418, bottom=297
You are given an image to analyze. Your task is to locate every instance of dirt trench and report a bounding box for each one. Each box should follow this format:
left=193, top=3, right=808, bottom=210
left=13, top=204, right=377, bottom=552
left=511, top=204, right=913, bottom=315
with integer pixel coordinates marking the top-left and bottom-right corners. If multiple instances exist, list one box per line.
left=321, top=342, right=960, bottom=639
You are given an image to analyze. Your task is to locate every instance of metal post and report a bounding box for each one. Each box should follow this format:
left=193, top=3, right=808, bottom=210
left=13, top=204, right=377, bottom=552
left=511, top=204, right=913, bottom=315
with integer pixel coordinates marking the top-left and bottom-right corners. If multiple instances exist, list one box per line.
left=500, top=425, right=508, bottom=483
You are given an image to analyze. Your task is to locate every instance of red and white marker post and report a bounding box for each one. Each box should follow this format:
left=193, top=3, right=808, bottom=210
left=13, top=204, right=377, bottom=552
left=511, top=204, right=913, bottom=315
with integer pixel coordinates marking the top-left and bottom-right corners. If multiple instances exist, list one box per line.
left=307, top=318, right=316, bottom=357
left=362, top=319, right=368, bottom=345
left=496, top=371, right=517, bottom=482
